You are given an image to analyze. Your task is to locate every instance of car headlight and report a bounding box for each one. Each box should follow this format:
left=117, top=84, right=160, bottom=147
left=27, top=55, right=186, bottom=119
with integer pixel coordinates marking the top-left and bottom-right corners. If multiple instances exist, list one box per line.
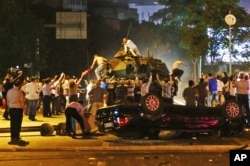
left=113, top=109, right=119, bottom=116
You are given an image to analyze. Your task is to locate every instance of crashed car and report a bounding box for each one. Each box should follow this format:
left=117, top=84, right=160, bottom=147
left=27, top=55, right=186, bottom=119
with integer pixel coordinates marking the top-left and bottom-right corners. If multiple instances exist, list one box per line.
left=95, top=93, right=248, bottom=139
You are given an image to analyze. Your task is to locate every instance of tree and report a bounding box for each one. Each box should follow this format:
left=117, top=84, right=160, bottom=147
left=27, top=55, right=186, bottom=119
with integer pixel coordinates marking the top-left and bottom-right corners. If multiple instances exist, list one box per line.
left=151, top=0, right=250, bottom=80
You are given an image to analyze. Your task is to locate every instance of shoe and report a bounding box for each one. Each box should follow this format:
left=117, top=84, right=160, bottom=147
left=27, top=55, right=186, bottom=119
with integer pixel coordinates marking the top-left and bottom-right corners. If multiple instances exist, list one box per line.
left=83, top=131, right=91, bottom=136
left=82, top=134, right=91, bottom=139
left=11, top=137, right=21, bottom=141
left=71, top=134, right=76, bottom=139
left=67, top=132, right=72, bottom=137
left=8, top=140, right=18, bottom=145
left=8, top=139, right=29, bottom=145
left=4, top=117, right=10, bottom=120
left=29, top=118, right=37, bottom=121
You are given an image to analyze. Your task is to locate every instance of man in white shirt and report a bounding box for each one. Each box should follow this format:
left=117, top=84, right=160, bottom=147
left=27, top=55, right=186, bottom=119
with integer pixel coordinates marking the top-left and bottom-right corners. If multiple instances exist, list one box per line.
left=22, top=77, right=42, bottom=121
left=216, top=75, right=225, bottom=104
left=122, top=38, right=141, bottom=57
left=140, top=72, right=153, bottom=97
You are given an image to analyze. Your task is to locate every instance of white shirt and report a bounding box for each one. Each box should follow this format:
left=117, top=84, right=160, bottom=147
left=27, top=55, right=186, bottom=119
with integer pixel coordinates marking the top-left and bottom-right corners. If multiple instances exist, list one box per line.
left=140, top=76, right=152, bottom=96
left=172, top=60, right=185, bottom=69
left=217, top=79, right=225, bottom=92
left=7, top=86, right=25, bottom=108
left=22, top=81, right=42, bottom=100
left=86, top=83, right=95, bottom=100
left=124, top=39, right=137, bottom=52
left=42, top=82, right=53, bottom=96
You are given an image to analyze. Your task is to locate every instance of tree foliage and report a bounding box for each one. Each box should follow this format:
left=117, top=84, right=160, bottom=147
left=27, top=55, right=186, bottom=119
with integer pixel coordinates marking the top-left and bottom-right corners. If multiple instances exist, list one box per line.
left=152, top=0, right=250, bottom=65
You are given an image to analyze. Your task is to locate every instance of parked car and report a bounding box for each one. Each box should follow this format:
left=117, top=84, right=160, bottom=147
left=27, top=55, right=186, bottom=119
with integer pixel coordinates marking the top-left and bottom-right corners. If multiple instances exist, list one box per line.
left=95, top=92, right=248, bottom=139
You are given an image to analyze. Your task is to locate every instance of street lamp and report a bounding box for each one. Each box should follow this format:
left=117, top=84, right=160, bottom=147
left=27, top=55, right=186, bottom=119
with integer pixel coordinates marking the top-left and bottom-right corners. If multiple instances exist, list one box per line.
left=225, top=12, right=236, bottom=76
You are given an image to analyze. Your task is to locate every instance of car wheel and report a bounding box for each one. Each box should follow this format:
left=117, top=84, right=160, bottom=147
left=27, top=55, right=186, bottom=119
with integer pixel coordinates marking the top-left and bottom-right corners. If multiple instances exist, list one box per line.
left=141, top=92, right=163, bottom=119
left=222, top=100, right=242, bottom=120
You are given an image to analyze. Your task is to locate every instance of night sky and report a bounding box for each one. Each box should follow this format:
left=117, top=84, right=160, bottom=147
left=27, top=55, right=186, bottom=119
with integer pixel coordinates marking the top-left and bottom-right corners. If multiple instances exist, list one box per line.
left=240, top=0, right=250, bottom=13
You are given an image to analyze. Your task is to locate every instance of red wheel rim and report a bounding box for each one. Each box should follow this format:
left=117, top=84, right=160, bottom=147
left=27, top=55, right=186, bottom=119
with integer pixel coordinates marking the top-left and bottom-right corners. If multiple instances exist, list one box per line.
left=225, top=102, right=240, bottom=118
left=145, top=95, right=160, bottom=112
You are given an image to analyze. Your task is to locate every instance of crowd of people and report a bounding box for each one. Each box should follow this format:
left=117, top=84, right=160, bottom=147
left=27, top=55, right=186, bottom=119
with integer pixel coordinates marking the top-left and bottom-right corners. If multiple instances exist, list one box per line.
left=2, top=64, right=250, bottom=144
left=182, top=71, right=250, bottom=122
left=2, top=37, right=250, bottom=144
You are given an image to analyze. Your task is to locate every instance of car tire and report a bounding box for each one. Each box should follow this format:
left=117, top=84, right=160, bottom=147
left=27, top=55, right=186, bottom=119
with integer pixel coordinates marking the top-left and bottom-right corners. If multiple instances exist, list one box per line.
left=222, top=100, right=242, bottom=120
left=141, top=92, right=163, bottom=119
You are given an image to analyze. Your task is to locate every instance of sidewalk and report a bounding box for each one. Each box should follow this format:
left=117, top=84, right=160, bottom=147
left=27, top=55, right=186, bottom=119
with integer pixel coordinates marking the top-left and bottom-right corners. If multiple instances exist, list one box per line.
left=0, top=108, right=65, bottom=129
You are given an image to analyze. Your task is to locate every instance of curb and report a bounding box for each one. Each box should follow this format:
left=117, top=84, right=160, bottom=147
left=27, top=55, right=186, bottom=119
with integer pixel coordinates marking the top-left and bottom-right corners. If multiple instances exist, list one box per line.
left=0, top=145, right=249, bottom=152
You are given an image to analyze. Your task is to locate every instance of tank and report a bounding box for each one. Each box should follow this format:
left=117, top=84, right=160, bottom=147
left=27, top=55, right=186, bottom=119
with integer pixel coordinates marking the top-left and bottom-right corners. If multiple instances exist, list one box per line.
left=104, top=49, right=178, bottom=98
left=107, top=49, right=170, bottom=79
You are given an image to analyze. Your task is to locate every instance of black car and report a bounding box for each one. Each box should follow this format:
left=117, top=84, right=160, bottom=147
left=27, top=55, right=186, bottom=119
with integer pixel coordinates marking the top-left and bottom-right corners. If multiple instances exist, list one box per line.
left=95, top=93, right=248, bottom=139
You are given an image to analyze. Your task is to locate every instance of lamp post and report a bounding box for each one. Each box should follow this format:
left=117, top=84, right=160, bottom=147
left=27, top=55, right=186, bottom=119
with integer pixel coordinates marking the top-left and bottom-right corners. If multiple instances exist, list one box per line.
left=225, top=12, right=236, bottom=76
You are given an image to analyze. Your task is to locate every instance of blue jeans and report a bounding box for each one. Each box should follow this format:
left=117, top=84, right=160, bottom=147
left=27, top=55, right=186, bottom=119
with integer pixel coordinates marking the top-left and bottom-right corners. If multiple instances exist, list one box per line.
left=52, top=96, right=61, bottom=114
left=71, top=117, right=77, bottom=134
left=208, top=91, right=219, bottom=107
left=27, top=99, right=39, bottom=120
left=95, top=64, right=106, bottom=80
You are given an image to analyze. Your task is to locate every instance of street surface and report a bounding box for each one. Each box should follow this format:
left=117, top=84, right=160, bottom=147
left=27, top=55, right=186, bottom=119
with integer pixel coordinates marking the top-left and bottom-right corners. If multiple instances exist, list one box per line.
left=0, top=130, right=249, bottom=166
left=1, top=97, right=250, bottom=166
left=0, top=150, right=229, bottom=166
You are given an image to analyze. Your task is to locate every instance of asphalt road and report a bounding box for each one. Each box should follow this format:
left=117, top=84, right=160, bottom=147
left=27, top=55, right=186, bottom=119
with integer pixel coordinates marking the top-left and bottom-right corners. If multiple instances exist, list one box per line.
left=0, top=150, right=230, bottom=166
left=0, top=97, right=250, bottom=166
left=0, top=130, right=249, bottom=165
